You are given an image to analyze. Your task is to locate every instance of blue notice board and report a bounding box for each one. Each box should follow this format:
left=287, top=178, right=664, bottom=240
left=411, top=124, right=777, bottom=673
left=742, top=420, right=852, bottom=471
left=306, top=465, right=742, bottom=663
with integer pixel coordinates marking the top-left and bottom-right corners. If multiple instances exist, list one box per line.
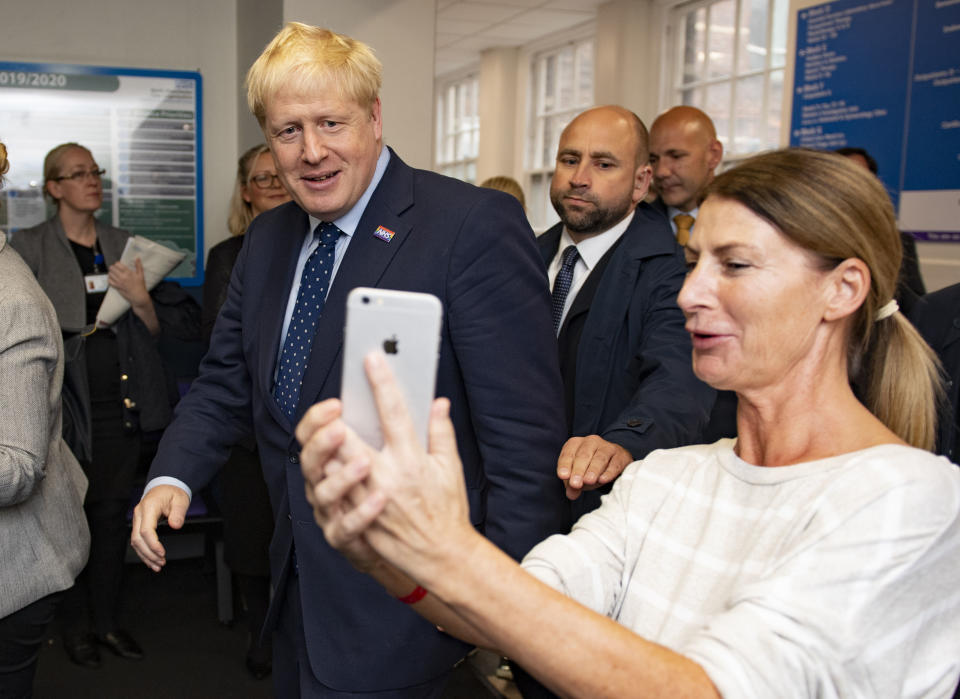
left=790, top=0, right=960, bottom=241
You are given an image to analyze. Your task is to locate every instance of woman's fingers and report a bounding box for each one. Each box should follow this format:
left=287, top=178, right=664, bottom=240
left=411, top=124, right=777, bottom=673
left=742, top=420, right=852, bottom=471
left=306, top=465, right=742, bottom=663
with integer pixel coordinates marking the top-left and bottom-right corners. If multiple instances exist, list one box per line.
left=296, top=398, right=343, bottom=447
left=363, top=352, right=420, bottom=451
left=308, top=456, right=371, bottom=516
left=427, top=398, right=459, bottom=464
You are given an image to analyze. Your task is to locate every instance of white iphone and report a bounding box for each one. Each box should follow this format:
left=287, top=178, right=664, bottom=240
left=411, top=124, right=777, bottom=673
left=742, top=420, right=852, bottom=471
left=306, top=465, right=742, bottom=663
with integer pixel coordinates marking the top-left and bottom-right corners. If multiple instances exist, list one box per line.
left=341, top=287, right=443, bottom=449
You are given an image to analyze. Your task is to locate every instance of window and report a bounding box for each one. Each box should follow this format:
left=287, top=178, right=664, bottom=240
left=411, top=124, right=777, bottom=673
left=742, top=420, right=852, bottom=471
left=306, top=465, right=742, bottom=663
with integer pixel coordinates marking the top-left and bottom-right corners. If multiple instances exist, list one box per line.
left=668, top=0, right=788, bottom=159
left=525, top=37, right=595, bottom=232
left=434, top=74, right=479, bottom=183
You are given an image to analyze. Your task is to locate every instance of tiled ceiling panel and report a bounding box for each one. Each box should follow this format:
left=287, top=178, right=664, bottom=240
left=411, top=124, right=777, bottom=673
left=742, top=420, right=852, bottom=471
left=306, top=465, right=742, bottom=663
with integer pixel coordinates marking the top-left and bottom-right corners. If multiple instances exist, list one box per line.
left=435, top=0, right=605, bottom=77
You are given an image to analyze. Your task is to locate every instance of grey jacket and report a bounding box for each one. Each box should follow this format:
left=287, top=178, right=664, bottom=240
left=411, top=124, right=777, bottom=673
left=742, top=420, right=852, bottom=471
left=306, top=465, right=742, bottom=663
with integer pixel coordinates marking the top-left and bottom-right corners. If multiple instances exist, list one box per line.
left=0, top=232, right=90, bottom=618
left=10, top=217, right=200, bottom=439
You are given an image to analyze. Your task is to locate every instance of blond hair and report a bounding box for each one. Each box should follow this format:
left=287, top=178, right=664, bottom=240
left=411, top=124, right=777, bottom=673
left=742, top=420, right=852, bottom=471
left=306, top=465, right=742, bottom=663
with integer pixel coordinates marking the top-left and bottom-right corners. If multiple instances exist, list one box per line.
left=246, top=22, right=381, bottom=129
left=0, top=142, right=8, bottom=183
left=708, top=148, right=941, bottom=450
left=480, top=176, right=526, bottom=210
left=42, top=142, right=91, bottom=206
left=227, top=144, right=271, bottom=236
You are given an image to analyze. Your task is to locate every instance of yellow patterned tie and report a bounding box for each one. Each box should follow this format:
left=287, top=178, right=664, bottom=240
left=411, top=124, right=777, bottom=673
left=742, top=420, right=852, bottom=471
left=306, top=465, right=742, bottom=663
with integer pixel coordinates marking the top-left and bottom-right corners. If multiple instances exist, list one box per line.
left=673, top=214, right=695, bottom=246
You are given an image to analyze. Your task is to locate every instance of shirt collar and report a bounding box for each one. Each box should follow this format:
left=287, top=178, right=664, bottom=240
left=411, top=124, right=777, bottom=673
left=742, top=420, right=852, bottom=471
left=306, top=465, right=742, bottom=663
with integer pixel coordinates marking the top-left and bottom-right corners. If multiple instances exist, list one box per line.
left=560, top=209, right=636, bottom=271
left=308, top=146, right=391, bottom=238
left=668, top=204, right=699, bottom=223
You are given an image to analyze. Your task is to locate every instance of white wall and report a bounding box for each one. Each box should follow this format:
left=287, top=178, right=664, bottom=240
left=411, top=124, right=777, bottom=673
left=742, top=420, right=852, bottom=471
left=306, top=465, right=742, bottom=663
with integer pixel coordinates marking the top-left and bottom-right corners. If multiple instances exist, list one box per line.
left=282, top=0, right=437, bottom=170
left=3, top=0, right=239, bottom=254
left=237, top=0, right=284, bottom=151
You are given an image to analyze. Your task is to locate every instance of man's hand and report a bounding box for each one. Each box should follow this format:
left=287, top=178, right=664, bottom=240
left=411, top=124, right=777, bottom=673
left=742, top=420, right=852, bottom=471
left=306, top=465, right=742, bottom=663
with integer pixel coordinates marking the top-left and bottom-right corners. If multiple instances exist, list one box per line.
left=130, top=484, right=190, bottom=572
left=556, top=435, right=633, bottom=500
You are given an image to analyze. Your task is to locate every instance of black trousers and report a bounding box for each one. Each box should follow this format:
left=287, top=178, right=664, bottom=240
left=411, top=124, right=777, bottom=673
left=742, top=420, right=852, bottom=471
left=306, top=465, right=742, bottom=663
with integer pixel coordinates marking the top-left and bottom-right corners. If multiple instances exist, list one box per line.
left=0, top=592, right=62, bottom=699
left=58, top=497, right=130, bottom=636
left=59, top=397, right=140, bottom=637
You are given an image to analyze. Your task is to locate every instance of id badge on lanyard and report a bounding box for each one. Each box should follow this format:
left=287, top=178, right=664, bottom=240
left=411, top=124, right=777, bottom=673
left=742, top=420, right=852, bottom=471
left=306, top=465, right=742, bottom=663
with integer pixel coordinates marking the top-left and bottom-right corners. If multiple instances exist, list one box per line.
left=84, top=251, right=108, bottom=294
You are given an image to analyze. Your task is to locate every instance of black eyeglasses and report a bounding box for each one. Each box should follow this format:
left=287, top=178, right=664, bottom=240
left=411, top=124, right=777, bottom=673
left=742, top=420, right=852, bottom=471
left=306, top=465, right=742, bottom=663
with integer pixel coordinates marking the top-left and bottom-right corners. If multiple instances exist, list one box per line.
left=250, top=173, right=282, bottom=189
left=54, top=168, right=106, bottom=183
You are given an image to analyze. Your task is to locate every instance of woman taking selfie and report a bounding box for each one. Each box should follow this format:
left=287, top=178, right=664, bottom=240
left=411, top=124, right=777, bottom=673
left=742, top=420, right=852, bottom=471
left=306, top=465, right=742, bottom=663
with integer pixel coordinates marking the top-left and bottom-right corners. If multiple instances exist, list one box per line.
left=298, top=148, right=960, bottom=698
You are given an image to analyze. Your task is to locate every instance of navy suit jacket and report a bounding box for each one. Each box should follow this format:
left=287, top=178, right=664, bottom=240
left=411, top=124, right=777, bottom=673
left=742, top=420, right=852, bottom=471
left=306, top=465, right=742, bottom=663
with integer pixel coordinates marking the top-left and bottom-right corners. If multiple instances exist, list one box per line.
left=149, top=149, right=568, bottom=690
left=911, top=282, right=960, bottom=462
left=539, top=203, right=715, bottom=514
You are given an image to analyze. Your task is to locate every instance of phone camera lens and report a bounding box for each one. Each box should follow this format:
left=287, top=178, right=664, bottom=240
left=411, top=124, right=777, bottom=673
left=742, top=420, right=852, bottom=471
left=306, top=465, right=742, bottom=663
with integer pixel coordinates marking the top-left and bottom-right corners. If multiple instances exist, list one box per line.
left=362, top=296, right=370, bottom=304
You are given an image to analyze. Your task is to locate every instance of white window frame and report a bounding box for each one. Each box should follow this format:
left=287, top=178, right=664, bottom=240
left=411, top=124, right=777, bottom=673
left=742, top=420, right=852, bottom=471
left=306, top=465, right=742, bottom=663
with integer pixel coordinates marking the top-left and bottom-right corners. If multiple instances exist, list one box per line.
left=433, top=70, right=480, bottom=184
left=663, top=0, right=788, bottom=162
left=522, top=27, right=595, bottom=232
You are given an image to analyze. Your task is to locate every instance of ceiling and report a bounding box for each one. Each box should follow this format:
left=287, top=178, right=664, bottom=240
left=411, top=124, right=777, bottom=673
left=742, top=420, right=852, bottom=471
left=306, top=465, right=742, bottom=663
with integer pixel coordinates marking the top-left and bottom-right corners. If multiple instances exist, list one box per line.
left=435, top=0, right=608, bottom=76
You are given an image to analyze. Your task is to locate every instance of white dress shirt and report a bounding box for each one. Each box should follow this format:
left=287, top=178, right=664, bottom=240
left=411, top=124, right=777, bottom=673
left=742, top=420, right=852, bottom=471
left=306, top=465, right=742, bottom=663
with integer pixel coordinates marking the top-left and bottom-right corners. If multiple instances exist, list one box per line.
left=547, top=209, right=635, bottom=332
left=145, top=147, right=392, bottom=501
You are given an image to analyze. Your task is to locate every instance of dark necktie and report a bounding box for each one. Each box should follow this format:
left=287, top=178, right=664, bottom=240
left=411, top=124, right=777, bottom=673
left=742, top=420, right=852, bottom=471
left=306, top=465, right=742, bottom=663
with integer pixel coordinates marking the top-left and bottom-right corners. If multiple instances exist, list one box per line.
left=673, top=213, right=695, bottom=246
left=274, top=221, right=341, bottom=420
left=551, top=244, right=580, bottom=333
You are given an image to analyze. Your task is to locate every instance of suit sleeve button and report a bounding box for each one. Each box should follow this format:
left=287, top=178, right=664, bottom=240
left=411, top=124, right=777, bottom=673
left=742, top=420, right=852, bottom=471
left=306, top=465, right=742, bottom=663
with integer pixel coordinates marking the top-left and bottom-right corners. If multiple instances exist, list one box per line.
left=288, top=454, right=299, bottom=464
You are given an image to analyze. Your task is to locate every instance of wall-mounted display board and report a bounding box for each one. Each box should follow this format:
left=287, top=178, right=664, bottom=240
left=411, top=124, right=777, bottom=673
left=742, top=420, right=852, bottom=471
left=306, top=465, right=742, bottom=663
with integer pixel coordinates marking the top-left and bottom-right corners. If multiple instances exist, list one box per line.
left=0, top=62, right=203, bottom=282
left=788, top=0, right=960, bottom=242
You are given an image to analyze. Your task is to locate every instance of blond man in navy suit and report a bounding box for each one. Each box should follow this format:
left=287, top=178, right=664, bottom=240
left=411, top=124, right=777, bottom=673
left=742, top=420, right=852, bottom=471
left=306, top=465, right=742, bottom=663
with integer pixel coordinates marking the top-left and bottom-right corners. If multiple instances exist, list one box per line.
left=132, top=23, right=567, bottom=697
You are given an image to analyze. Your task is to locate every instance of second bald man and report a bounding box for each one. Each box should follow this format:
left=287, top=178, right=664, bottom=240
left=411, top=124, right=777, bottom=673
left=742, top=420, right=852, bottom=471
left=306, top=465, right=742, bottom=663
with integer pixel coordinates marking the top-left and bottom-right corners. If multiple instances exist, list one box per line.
left=540, top=106, right=715, bottom=517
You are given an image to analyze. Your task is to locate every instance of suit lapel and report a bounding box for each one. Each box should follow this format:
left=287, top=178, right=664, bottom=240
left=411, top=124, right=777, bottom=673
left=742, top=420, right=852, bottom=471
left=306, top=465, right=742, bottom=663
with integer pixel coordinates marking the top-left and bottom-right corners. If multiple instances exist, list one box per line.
left=293, top=151, right=415, bottom=422
left=257, top=205, right=311, bottom=427
left=561, top=235, right=625, bottom=335
left=573, top=205, right=677, bottom=432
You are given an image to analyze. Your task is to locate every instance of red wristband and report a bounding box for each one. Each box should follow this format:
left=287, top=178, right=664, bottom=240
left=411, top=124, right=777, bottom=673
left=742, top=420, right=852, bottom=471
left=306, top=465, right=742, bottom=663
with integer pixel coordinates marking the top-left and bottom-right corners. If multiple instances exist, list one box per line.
left=396, top=585, right=428, bottom=605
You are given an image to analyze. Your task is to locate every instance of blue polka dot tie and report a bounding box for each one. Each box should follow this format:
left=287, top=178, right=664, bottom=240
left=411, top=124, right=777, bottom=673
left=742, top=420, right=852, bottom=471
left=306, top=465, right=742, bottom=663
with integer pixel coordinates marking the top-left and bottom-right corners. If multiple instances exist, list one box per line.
left=274, top=221, right=341, bottom=421
left=550, top=244, right=579, bottom=333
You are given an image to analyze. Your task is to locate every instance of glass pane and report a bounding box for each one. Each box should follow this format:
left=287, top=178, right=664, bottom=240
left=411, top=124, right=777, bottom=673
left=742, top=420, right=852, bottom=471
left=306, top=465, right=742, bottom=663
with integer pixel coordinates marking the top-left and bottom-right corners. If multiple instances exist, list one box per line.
left=444, top=134, right=455, bottom=164
left=733, top=75, right=764, bottom=153
left=446, top=85, right=456, bottom=136
left=705, top=82, right=732, bottom=150
left=465, top=162, right=476, bottom=185
left=558, top=47, right=575, bottom=109
left=770, top=0, right=788, bottom=68
left=681, top=86, right=705, bottom=108
left=707, top=0, right=735, bottom=79
left=543, top=55, right=556, bottom=113
left=576, top=41, right=594, bottom=106
left=766, top=69, right=785, bottom=147
left=682, top=8, right=707, bottom=85
left=738, top=0, right=769, bottom=73
left=542, top=115, right=562, bottom=167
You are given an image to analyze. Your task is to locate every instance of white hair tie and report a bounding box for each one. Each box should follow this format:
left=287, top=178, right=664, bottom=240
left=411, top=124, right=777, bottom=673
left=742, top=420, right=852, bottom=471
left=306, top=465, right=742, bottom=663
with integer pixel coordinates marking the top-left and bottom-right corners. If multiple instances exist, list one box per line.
left=875, top=299, right=899, bottom=321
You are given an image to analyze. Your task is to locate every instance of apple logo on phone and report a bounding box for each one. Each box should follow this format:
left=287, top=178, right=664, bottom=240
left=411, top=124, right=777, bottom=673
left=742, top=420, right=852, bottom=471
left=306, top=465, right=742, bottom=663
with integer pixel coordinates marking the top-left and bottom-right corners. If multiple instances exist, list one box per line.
left=383, top=335, right=399, bottom=354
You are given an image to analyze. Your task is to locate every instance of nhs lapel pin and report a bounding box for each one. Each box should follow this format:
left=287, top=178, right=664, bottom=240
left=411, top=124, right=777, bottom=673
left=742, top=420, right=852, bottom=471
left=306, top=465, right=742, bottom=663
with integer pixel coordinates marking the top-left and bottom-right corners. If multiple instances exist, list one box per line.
left=372, top=225, right=396, bottom=243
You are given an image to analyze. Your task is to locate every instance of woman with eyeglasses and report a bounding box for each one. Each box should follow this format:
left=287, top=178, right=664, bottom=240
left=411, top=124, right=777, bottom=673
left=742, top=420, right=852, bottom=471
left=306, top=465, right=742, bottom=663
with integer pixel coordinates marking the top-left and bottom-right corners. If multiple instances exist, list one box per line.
left=10, top=142, right=199, bottom=669
left=201, top=144, right=291, bottom=680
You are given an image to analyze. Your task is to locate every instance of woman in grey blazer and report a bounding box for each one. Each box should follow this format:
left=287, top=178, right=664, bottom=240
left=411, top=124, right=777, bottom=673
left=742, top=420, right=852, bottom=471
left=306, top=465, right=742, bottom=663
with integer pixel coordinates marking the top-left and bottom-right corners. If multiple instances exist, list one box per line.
left=10, top=143, right=199, bottom=668
left=0, top=142, right=90, bottom=697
